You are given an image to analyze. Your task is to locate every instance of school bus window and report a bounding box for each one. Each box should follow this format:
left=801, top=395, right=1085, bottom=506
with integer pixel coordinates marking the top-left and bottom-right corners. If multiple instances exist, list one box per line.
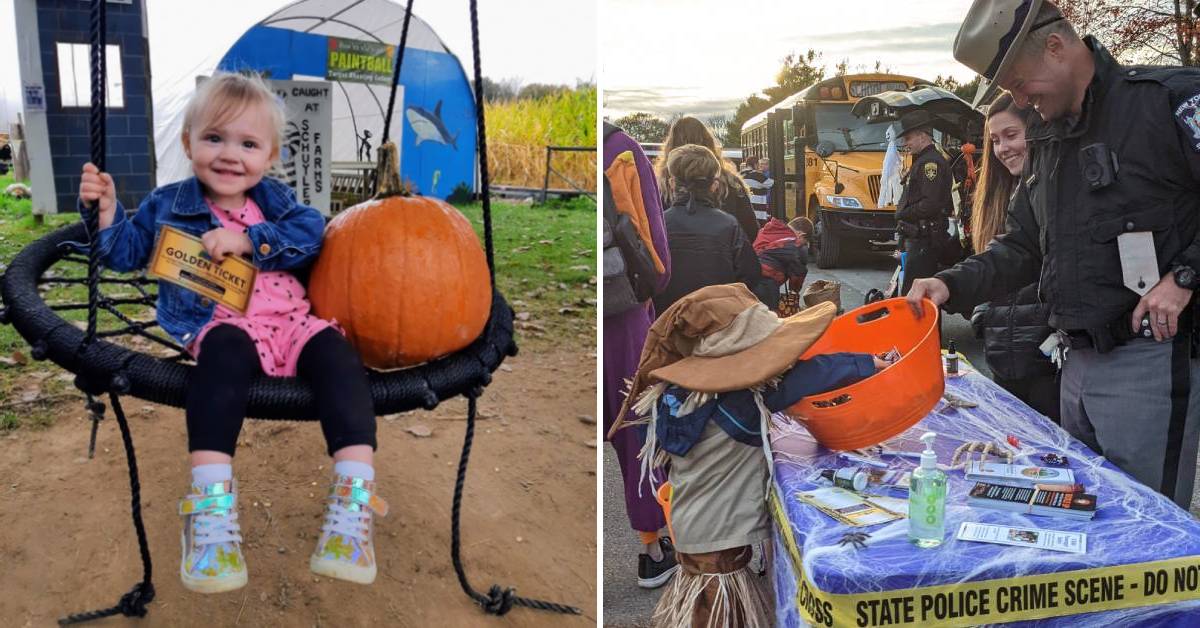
left=848, top=80, right=910, bottom=98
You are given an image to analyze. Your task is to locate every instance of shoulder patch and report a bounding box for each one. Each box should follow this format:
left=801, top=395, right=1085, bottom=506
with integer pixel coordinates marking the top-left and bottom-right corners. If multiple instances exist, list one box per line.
left=1175, top=92, right=1200, bottom=153
left=924, top=161, right=938, bottom=181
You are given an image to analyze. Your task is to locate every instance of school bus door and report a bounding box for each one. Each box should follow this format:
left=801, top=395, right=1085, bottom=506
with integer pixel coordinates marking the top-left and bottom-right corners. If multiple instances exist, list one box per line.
left=780, top=104, right=820, bottom=221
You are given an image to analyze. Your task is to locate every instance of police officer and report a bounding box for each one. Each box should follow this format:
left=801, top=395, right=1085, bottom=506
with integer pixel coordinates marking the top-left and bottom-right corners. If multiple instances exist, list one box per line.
left=895, top=110, right=954, bottom=294
left=909, top=0, right=1200, bottom=509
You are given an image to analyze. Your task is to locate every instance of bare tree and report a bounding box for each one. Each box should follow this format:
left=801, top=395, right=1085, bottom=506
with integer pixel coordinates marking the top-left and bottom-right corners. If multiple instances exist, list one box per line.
left=1058, top=0, right=1200, bottom=66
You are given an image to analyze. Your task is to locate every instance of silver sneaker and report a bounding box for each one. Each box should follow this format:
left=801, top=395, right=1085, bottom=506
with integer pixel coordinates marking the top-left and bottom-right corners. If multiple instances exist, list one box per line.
left=178, top=479, right=247, bottom=593
left=310, top=475, right=388, bottom=584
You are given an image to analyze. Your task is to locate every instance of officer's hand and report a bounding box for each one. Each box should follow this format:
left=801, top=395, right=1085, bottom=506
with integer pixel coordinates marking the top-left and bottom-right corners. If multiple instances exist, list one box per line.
left=1131, top=274, right=1193, bottom=342
left=906, top=278, right=949, bottom=317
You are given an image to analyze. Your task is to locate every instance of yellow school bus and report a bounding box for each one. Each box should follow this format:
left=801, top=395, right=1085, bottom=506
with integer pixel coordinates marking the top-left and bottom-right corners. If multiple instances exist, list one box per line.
left=740, top=73, right=928, bottom=268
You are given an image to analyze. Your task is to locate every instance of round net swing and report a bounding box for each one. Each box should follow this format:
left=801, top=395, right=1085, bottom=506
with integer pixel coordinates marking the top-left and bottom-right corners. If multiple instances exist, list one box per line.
left=0, top=0, right=580, bottom=623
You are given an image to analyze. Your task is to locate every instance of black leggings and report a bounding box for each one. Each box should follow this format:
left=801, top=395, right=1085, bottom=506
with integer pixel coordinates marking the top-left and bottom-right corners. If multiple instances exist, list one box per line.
left=186, top=325, right=377, bottom=457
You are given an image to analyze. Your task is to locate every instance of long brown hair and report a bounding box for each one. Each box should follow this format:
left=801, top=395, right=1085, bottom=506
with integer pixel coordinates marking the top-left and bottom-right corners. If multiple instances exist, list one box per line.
left=655, top=116, right=747, bottom=203
left=971, top=92, right=1038, bottom=252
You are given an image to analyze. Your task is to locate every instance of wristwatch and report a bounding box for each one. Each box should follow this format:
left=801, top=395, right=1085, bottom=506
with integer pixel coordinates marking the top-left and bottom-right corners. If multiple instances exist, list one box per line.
left=1173, top=265, right=1198, bottom=290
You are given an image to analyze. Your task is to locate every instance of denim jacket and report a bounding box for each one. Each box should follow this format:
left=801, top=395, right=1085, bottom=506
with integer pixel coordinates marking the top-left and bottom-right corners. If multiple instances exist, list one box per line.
left=655, top=353, right=876, bottom=457
left=80, top=176, right=325, bottom=346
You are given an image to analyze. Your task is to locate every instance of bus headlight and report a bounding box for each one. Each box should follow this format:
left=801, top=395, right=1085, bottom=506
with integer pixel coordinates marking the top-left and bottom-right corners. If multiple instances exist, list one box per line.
left=825, top=195, right=864, bottom=209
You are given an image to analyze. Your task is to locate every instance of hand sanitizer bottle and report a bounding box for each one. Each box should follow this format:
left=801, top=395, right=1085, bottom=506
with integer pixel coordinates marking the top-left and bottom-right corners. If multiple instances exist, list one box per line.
left=909, top=431, right=947, bottom=548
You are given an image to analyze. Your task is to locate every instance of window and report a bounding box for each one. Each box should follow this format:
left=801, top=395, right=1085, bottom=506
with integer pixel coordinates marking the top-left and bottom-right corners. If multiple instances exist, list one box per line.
left=56, top=43, right=124, bottom=108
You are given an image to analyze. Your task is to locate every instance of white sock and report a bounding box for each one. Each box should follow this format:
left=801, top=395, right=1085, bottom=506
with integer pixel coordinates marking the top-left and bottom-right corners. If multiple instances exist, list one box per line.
left=333, top=460, right=375, bottom=481
left=192, top=463, right=232, bottom=487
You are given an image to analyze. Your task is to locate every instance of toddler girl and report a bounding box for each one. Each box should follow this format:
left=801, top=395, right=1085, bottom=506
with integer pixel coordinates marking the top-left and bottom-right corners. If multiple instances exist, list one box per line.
left=79, top=73, right=384, bottom=593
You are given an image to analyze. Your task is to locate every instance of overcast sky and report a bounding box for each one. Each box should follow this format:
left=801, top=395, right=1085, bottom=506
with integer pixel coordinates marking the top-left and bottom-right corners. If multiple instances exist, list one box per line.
left=0, top=0, right=596, bottom=127
left=602, top=0, right=976, bottom=120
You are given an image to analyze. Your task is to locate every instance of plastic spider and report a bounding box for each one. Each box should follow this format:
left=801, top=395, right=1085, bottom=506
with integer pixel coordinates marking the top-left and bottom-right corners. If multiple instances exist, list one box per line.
left=950, top=440, right=1014, bottom=468
left=1040, top=453, right=1070, bottom=467
left=837, top=531, right=871, bottom=550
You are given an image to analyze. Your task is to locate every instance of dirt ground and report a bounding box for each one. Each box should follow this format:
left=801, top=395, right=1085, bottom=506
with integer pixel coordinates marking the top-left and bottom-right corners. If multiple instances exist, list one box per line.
left=0, top=342, right=597, bottom=626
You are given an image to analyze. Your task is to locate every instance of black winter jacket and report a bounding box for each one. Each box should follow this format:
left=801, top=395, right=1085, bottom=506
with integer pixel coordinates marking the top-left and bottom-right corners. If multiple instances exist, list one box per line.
left=938, top=39, right=1200, bottom=335
left=971, top=282, right=1055, bottom=381
left=653, top=196, right=763, bottom=314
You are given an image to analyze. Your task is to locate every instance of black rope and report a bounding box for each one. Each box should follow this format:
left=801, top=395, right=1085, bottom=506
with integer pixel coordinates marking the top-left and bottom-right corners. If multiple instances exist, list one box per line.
left=469, top=0, right=496, bottom=278
left=59, top=393, right=155, bottom=625
left=380, top=0, right=414, bottom=146
left=57, top=4, right=156, bottom=624
left=450, top=394, right=582, bottom=616
left=83, top=0, right=106, bottom=348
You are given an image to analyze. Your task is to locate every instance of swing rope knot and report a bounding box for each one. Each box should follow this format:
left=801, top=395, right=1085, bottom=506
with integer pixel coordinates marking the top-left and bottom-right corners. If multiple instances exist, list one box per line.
left=482, top=585, right=516, bottom=615
left=115, top=581, right=155, bottom=617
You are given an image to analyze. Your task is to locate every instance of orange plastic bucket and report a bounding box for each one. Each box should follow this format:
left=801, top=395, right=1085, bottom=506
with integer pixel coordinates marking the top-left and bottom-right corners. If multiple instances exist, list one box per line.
left=655, top=483, right=676, bottom=545
left=784, top=298, right=943, bottom=450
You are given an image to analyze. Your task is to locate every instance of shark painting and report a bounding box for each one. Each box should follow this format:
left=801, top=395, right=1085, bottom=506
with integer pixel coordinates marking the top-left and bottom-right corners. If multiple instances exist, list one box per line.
left=405, top=101, right=458, bottom=150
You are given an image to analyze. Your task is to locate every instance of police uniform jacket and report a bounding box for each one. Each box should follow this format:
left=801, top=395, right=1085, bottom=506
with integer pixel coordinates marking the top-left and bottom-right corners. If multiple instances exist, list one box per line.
left=896, top=143, right=953, bottom=235
left=937, top=38, right=1200, bottom=333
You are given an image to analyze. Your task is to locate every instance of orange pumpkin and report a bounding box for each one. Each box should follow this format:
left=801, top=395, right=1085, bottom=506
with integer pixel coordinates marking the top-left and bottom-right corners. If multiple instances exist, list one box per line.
left=308, top=194, right=492, bottom=369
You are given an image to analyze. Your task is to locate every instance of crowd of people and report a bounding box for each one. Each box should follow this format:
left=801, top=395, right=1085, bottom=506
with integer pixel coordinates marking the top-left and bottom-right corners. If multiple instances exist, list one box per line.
left=605, top=0, right=1200, bottom=625
left=603, top=114, right=819, bottom=592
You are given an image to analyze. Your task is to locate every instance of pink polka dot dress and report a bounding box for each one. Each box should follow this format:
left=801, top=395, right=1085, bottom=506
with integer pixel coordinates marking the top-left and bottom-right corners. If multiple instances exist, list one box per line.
left=190, top=198, right=339, bottom=377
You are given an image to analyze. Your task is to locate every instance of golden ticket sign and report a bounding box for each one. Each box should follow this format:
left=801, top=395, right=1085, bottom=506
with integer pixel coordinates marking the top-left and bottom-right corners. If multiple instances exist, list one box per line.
left=148, top=226, right=257, bottom=313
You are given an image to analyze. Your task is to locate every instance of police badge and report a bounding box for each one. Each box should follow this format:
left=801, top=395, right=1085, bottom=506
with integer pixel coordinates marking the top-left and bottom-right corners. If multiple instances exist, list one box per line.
left=924, top=162, right=938, bottom=181
left=1175, top=92, right=1200, bottom=153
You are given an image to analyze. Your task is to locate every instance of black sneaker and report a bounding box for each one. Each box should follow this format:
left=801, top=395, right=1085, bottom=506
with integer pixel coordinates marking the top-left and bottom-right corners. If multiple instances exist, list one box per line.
left=637, top=537, right=679, bottom=589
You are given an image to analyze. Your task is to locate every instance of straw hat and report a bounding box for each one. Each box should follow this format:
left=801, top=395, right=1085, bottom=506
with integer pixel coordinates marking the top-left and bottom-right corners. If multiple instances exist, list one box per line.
left=613, top=284, right=836, bottom=434
left=953, top=0, right=1044, bottom=105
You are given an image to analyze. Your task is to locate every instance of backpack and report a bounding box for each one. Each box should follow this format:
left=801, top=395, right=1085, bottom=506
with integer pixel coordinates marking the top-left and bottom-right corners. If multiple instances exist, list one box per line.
left=603, top=123, right=662, bottom=316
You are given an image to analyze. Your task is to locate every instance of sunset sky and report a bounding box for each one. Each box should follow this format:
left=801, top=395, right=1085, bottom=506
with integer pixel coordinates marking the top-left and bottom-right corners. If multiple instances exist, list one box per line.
left=602, top=0, right=976, bottom=119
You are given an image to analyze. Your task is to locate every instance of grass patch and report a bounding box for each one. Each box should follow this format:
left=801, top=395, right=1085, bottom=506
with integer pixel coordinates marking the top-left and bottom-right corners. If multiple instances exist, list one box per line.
left=0, top=173, right=86, bottom=431
left=0, top=177, right=596, bottom=431
left=456, top=196, right=596, bottom=347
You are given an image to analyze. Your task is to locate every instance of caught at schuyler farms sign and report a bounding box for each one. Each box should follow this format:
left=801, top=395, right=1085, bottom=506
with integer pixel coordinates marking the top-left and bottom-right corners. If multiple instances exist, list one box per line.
left=270, top=80, right=332, bottom=215
left=327, top=37, right=395, bottom=85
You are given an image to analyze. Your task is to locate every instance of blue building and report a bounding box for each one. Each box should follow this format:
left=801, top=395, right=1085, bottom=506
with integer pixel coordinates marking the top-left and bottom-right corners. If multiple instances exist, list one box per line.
left=15, top=0, right=156, bottom=214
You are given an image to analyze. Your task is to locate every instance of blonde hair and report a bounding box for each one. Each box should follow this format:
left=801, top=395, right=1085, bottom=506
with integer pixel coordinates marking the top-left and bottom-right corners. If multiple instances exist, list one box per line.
left=182, top=72, right=284, bottom=159
left=655, top=115, right=748, bottom=203
left=666, top=144, right=722, bottom=206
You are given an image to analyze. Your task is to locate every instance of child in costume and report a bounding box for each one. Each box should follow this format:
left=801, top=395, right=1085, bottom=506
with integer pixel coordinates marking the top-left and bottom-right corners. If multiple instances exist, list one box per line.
left=78, top=73, right=384, bottom=593
left=613, top=284, right=887, bottom=627
left=751, top=217, right=810, bottom=309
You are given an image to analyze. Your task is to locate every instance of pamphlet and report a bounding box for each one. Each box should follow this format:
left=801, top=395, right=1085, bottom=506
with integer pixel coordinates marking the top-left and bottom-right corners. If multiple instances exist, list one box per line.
left=797, top=487, right=905, bottom=527
left=864, top=494, right=909, bottom=516
left=968, top=482, right=1096, bottom=520
left=965, top=461, right=1075, bottom=487
left=956, top=521, right=1087, bottom=554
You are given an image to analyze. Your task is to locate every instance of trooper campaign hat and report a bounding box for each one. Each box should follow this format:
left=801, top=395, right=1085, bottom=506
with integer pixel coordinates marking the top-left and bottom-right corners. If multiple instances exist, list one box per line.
left=896, top=110, right=936, bottom=139
left=954, top=0, right=1047, bottom=106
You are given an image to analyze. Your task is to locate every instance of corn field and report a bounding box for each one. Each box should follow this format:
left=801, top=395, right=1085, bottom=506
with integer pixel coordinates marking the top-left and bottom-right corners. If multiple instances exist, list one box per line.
left=485, top=86, right=596, bottom=192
